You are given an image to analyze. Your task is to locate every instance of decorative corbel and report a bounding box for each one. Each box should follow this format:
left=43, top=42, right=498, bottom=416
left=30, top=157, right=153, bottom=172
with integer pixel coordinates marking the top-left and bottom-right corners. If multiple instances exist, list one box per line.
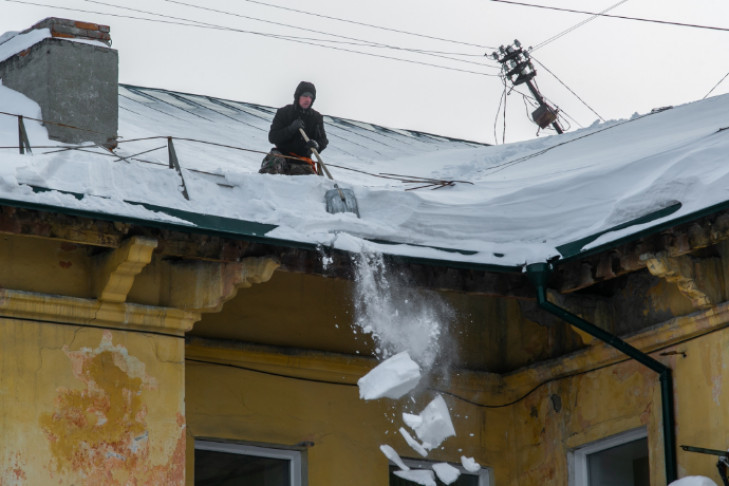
left=96, top=236, right=158, bottom=303
left=167, top=257, right=280, bottom=313
left=642, top=252, right=712, bottom=309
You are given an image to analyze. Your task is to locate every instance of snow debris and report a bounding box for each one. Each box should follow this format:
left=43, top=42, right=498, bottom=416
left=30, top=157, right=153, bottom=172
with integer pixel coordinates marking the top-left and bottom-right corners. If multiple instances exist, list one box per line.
left=357, top=351, right=421, bottom=400
left=353, top=252, right=450, bottom=370
left=669, top=477, right=718, bottom=486
left=403, top=412, right=423, bottom=429
left=393, top=469, right=436, bottom=486
left=379, top=444, right=410, bottom=471
left=432, top=462, right=461, bottom=485
left=461, top=455, right=481, bottom=473
left=399, top=427, right=428, bottom=458
left=407, top=395, right=456, bottom=450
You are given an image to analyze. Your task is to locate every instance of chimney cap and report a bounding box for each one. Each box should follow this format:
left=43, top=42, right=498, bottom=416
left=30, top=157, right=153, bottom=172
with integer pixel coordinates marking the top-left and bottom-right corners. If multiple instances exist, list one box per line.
left=25, top=17, right=111, bottom=46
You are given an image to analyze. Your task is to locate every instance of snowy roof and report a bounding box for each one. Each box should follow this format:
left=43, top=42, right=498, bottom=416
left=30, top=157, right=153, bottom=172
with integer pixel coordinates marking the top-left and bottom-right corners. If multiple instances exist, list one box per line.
left=1, top=80, right=728, bottom=272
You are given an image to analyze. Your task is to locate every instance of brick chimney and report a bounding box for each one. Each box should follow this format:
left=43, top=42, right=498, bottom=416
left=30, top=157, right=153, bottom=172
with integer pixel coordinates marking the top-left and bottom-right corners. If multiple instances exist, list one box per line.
left=0, top=18, right=118, bottom=147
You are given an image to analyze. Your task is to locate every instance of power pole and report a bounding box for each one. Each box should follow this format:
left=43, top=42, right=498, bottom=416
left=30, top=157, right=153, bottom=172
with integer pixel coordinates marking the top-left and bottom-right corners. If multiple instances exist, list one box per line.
left=490, top=40, right=563, bottom=134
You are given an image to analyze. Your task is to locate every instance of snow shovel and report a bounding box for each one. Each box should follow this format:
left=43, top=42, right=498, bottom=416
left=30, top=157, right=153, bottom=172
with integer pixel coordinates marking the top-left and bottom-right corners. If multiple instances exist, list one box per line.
left=299, top=128, right=360, bottom=217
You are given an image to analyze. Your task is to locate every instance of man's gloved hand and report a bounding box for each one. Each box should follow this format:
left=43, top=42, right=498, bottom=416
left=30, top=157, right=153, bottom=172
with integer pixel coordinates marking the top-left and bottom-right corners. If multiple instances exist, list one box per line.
left=306, top=139, right=319, bottom=152
left=288, top=119, right=305, bottom=135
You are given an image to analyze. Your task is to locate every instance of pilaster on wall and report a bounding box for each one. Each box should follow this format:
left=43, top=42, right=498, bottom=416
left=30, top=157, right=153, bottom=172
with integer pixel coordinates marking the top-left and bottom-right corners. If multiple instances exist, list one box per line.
left=0, top=293, right=191, bottom=485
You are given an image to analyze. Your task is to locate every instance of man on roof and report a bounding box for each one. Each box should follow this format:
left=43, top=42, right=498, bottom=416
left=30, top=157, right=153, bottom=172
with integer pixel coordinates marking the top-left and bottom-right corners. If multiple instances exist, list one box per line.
left=259, top=81, right=329, bottom=175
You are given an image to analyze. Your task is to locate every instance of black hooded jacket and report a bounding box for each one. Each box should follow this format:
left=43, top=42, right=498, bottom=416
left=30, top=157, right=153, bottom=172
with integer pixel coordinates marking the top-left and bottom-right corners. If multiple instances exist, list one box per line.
left=268, top=81, right=329, bottom=158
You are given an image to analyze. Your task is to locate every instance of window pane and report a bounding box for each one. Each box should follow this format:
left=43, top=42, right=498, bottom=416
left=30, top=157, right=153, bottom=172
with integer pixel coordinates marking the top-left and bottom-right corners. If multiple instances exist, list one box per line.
left=587, top=438, right=649, bottom=486
left=195, top=448, right=291, bottom=486
left=389, top=466, right=480, bottom=486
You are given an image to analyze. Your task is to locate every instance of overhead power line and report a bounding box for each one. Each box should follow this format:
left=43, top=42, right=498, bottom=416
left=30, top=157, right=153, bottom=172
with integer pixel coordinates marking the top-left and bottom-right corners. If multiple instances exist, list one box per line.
left=703, top=70, right=729, bottom=99
left=489, top=0, right=729, bottom=33
left=3, top=0, right=198, bottom=26
left=530, top=0, right=629, bottom=52
left=82, top=0, right=501, bottom=71
left=166, top=0, right=498, bottom=51
left=139, top=0, right=501, bottom=68
left=530, top=57, right=605, bottom=121
left=3, top=0, right=499, bottom=76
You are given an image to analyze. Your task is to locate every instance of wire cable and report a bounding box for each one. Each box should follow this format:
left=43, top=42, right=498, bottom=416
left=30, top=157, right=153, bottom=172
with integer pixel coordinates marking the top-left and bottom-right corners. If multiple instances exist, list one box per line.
left=490, top=0, right=729, bottom=33
left=530, top=0, right=629, bottom=52
left=164, top=0, right=498, bottom=50
left=703, top=69, right=729, bottom=99
left=501, top=78, right=508, bottom=143
left=531, top=56, right=605, bottom=122
left=493, top=77, right=508, bottom=144
left=3, top=0, right=203, bottom=27
left=185, top=357, right=359, bottom=387
left=477, top=112, right=648, bottom=175
left=3, top=0, right=499, bottom=76
left=184, top=323, right=707, bottom=409
left=84, top=0, right=500, bottom=70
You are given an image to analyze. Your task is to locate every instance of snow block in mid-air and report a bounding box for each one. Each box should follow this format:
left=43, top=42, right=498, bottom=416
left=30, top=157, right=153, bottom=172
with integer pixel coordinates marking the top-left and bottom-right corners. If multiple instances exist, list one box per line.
left=357, top=351, right=421, bottom=400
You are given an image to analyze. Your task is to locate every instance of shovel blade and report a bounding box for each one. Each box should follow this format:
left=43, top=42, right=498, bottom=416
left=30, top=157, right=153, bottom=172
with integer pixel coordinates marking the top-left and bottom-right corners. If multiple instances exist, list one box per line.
left=325, top=188, right=360, bottom=217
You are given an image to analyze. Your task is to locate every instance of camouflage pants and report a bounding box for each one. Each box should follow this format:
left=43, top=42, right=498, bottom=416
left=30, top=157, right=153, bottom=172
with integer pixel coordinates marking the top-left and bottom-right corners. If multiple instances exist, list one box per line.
left=259, top=149, right=316, bottom=176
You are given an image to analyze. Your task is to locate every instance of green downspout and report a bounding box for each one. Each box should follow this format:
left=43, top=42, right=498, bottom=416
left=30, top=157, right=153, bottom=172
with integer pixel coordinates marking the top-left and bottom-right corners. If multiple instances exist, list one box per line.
left=526, top=262, right=677, bottom=484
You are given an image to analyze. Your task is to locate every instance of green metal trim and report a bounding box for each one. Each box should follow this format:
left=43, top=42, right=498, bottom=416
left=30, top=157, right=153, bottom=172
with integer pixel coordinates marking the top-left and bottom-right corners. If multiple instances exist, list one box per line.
left=557, top=197, right=729, bottom=262
left=384, top=252, right=523, bottom=274
left=19, top=186, right=523, bottom=273
left=367, top=238, right=522, bottom=273
left=25, top=186, right=310, bottom=250
left=22, top=182, right=729, bottom=278
left=366, top=238, right=479, bottom=256
left=556, top=202, right=682, bottom=259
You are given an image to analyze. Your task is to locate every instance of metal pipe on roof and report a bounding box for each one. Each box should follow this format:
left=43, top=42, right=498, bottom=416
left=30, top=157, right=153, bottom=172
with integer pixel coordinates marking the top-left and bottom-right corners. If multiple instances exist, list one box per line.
left=525, top=262, right=677, bottom=484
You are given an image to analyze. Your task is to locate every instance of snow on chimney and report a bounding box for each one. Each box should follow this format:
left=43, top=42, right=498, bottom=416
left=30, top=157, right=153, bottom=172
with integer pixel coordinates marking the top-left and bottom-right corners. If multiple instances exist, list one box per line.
left=30, top=17, right=112, bottom=46
left=0, top=18, right=118, bottom=147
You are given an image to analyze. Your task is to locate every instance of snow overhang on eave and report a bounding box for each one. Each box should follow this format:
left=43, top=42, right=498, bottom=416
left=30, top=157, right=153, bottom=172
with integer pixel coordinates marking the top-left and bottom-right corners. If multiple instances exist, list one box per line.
left=550, top=198, right=729, bottom=294
left=11, top=187, right=729, bottom=298
left=1, top=188, right=529, bottom=297
left=556, top=198, right=729, bottom=264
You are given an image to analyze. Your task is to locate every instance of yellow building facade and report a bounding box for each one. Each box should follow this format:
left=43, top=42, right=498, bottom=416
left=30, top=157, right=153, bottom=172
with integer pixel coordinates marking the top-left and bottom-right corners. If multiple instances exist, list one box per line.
left=0, top=204, right=728, bottom=485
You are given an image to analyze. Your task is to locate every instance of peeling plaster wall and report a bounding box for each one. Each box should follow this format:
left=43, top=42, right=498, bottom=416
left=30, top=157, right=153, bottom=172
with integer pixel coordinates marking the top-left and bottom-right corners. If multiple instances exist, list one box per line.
left=507, top=359, right=658, bottom=485
left=670, top=326, right=729, bottom=481
left=186, top=318, right=729, bottom=486
left=494, top=324, right=729, bottom=486
left=0, top=320, right=185, bottom=486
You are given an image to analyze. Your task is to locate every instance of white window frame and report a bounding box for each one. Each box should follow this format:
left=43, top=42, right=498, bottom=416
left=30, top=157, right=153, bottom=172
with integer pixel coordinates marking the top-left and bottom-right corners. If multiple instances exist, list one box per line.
left=396, top=458, right=493, bottom=486
left=195, top=440, right=303, bottom=486
left=569, top=428, right=648, bottom=486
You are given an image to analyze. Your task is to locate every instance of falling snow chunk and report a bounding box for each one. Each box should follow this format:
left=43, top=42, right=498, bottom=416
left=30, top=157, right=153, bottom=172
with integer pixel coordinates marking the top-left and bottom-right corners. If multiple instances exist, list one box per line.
left=403, top=412, right=423, bottom=429
left=669, top=477, right=718, bottom=486
left=379, top=444, right=410, bottom=471
left=393, top=469, right=436, bottom=486
left=461, top=455, right=481, bottom=473
left=357, top=351, right=421, bottom=400
left=399, top=427, right=428, bottom=457
left=408, top=395, right=456, bottom=450
left=432, top=462, right=461, bottom=485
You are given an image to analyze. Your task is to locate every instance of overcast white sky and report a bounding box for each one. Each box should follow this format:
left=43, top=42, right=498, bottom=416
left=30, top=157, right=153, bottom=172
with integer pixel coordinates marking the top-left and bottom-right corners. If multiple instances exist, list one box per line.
left=1, top=0, right=728, bottom=144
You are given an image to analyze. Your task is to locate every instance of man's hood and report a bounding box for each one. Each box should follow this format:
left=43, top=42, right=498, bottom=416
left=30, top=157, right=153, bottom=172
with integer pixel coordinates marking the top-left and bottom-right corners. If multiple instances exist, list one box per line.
left=294, top=81, right=317, bottom=107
